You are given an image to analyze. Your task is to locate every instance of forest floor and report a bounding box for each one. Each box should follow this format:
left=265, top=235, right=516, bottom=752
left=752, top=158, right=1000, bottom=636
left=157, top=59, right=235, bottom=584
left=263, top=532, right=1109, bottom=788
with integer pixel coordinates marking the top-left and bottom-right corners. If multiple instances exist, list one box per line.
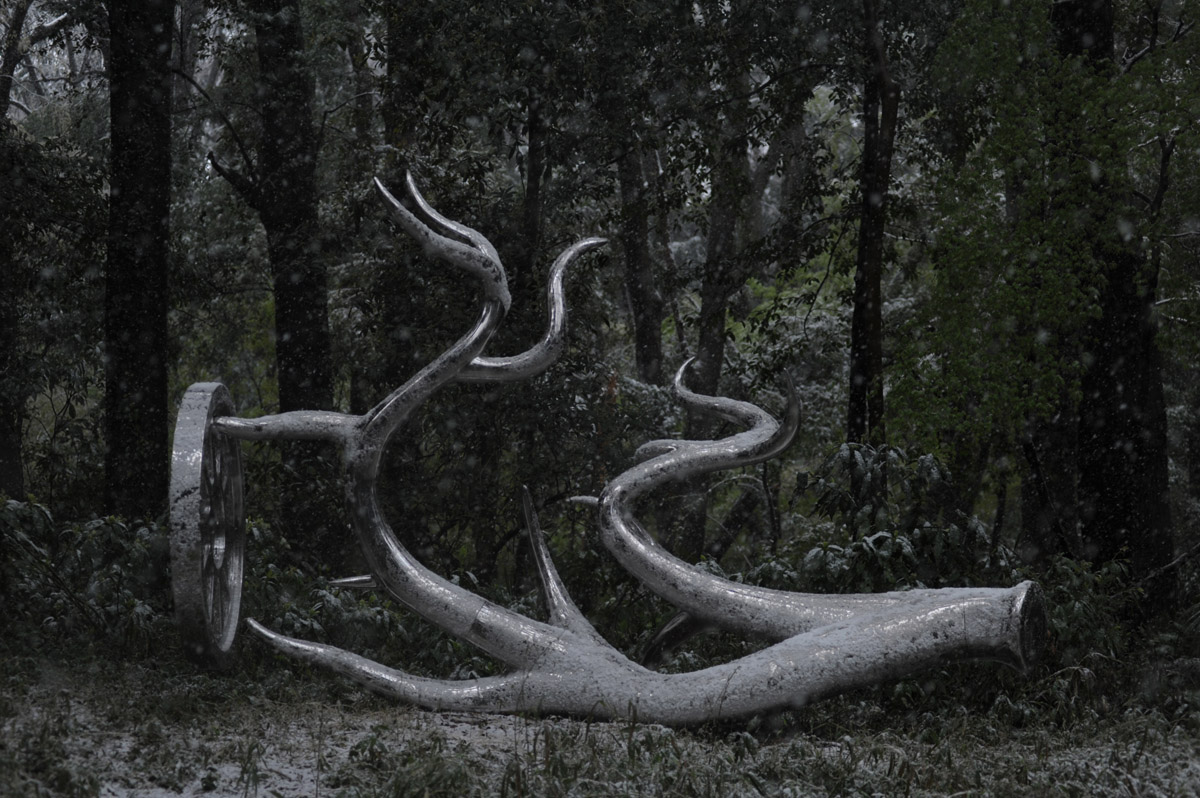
left=4, top=648, right=1200, bottom=797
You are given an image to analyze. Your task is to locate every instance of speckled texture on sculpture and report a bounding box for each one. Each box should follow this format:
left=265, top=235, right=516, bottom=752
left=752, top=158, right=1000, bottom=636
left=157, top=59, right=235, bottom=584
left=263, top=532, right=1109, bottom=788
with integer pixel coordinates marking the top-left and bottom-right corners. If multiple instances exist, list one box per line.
left=193, top=175, right=1045, bottom=724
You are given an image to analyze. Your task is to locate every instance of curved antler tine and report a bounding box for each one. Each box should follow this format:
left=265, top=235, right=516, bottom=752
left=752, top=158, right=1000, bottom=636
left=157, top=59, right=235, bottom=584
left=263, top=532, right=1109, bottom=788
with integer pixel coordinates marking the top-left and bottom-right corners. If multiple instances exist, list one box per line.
left=521, top=487, right=609, bottom=645
left=403, top=172, right=502, bottom=266
left=672, top=358, right=776, bottom=429
left=459, top=237, right=608, bottom=383
left=594, top=373, right=1050, bottom=658
left=373, top=177, right=511, bottom=311
left=632, top=363, right=800, bottom=465
left=246, top=619, right=529, bottom=712
left=751, top=370, right=801, bottom=465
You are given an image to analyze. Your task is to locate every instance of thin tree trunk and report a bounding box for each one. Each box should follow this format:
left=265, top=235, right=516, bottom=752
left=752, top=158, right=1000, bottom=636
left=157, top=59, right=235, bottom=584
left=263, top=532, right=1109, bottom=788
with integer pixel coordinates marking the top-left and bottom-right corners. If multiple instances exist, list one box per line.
left=514, top=98, right=546, bottom=315
left=382, top=3, right=420, bottom=171
left=1018, top=418, right=1080, bottom=562
left=0, top=1, right=33, bottom=498
left=252, top=0, right=330, bottom=414
left=1, top=0, right=34, bottom=122
left=673, top=76, right=757, bottom=562
left=616, top=144, right=665, bottom=385
left=0, top=134, right=23, bottom=497
left=1077, top=250, right=1173, bottom=604
left=846, top=0, right=898, bottom=447
left=104, top=0, right=175, bottom=518
left=213, top=0, right=336, bottom=565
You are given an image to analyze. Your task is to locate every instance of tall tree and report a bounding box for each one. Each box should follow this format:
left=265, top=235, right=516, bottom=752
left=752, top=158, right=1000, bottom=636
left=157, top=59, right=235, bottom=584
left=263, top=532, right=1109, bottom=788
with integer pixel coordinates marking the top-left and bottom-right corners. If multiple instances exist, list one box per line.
left=209, top=0, right=331, bottom=415
left=1052, top=0, right=1175, bottom=609
left=204, top=0, right=335, bottom=561
left=0, top=1, right=36, bottom=500
left=592, top=1, right=671, bottom=386
left=846, top=0, right=898, bottom=446
left=104, top=0, right=174, bottom=517
left=905, top=0, right=1189, bottom=605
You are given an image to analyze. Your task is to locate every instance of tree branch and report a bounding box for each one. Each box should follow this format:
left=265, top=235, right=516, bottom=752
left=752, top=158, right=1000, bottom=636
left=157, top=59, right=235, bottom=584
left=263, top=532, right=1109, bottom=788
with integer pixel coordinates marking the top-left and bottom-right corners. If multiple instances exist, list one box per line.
left=207, top=151, right=259, bottom=207
left=1148, top=133, right=1175, bottom=217
left=172, top=66, right=258, bottom=187
left=315, top=90, right=378, bottom=155
left=25, top=11, right=72, bottom=47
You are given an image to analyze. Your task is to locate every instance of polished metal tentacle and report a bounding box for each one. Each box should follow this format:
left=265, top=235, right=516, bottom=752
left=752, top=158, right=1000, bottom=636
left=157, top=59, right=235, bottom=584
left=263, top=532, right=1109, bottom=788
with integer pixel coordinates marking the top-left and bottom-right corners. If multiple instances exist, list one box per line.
left=401, top=172, right=502, bottom=266
left=521, top=487, right=611, bottom=647
left=241, top=177, right=606, bottom=673
left=249, top=502, right=1043, bottom=723
left=460, top=237, right=608, bottom=382
left=597, top=361, right=1041, bottom=669
left=373, top=177, right=511, bottom=312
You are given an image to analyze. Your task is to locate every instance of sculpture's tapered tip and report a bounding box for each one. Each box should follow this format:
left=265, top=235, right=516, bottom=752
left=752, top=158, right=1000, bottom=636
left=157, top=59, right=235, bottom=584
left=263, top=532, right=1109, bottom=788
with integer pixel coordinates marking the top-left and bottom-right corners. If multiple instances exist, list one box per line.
left=520, top=485, right=537, bottom=530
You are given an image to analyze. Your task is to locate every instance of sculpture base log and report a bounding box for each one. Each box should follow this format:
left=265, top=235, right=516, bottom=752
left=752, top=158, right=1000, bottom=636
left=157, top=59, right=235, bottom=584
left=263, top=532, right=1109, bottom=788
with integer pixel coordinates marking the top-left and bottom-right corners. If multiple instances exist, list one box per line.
left=246, top=580, right=1043, bottom=726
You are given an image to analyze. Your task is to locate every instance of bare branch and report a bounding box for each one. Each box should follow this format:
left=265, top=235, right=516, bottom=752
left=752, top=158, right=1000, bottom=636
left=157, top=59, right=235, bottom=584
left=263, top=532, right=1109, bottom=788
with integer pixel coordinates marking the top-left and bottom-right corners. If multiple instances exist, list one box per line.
left=25, top=11, right=71, bottom=46
left=206, top=151, right=258, bottom=207
left=174, top=67, right=258, bottom=185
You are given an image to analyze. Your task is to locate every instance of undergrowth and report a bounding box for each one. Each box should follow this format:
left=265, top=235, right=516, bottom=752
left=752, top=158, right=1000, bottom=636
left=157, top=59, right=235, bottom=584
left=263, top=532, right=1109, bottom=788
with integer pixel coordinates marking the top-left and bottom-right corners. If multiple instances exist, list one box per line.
left=4, top=467, right=1200, bottom=796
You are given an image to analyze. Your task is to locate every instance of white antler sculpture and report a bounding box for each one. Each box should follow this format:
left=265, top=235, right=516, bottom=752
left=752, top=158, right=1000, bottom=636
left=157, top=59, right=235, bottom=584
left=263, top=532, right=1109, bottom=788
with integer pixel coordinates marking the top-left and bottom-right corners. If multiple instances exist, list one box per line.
left=170, top=175, right=1044, bottom=724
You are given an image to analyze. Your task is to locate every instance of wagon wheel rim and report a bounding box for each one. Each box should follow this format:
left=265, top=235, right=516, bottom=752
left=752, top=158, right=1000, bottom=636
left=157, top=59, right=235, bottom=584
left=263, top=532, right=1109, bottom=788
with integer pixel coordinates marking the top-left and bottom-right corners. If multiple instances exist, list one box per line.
left=170, top=382, right=245, bottom=665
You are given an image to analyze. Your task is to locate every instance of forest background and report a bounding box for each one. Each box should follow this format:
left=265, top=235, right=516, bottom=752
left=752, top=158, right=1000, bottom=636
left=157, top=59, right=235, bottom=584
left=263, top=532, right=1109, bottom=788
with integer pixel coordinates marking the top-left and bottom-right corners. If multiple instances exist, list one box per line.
left=3, top=0, right=1200, bottom=777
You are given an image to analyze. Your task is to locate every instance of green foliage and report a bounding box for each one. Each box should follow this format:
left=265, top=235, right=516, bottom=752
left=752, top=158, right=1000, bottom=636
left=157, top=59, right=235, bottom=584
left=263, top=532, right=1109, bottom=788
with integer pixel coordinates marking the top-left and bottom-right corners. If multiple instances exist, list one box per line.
left=0, top=500, right=172, bottom=653
left=796, top=444, right=1001, bottom=591
left=1038, top=556, right=1136, bottom=666
left=892, top=0, right=1200, bottom=528
left=1, top=127, right=107, bottom=515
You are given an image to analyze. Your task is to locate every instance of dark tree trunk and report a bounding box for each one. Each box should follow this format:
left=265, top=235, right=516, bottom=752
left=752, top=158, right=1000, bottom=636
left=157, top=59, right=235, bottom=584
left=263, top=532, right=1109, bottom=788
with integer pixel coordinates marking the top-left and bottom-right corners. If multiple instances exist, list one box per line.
left=104, top=0, right=174, bottom=518
left=597, top=62, right=665, bottom=388
left=687, top=68, right=757, bottom=416
left=615, top=144, right=665, bottom=385
left=0, top=0, right=33, bottom=123
left=1019, top=415, right=1081, bottom=563
left=1051, top=0, right=1174, bottom=610
left=0, top=3, right=30, bottom=497
left=674, top=86, right=754, bottom=563
left=0, top=131, right=23, bottom=497
left=206, top=0, right=336, bottom=560
left=1077, top=250, right=1173, bottom=605
left=846, top=0, right=898, bottom=447
left=690, top=193, right=739, bottom=410
left=513, top=99, right=546, bottom=317
left=252, top=0, right=331, bottom=415
left=250, top=0, right=337, bottom=565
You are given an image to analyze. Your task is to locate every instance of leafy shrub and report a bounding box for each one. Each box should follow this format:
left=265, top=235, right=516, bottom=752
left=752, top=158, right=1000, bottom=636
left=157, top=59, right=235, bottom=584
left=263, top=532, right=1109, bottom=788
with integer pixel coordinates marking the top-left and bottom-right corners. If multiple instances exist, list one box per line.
left=0, top=500, right=172, bottom=653
left=794, top=443, right=1006, bottom=591
left=1034, top=556, right=1135, bottom=666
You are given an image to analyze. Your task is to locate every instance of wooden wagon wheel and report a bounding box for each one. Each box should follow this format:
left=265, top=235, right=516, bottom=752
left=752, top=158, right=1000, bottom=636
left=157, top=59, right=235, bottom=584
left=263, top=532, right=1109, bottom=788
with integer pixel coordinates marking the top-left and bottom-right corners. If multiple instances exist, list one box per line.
left=169, top=382, right=245, bottom=667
